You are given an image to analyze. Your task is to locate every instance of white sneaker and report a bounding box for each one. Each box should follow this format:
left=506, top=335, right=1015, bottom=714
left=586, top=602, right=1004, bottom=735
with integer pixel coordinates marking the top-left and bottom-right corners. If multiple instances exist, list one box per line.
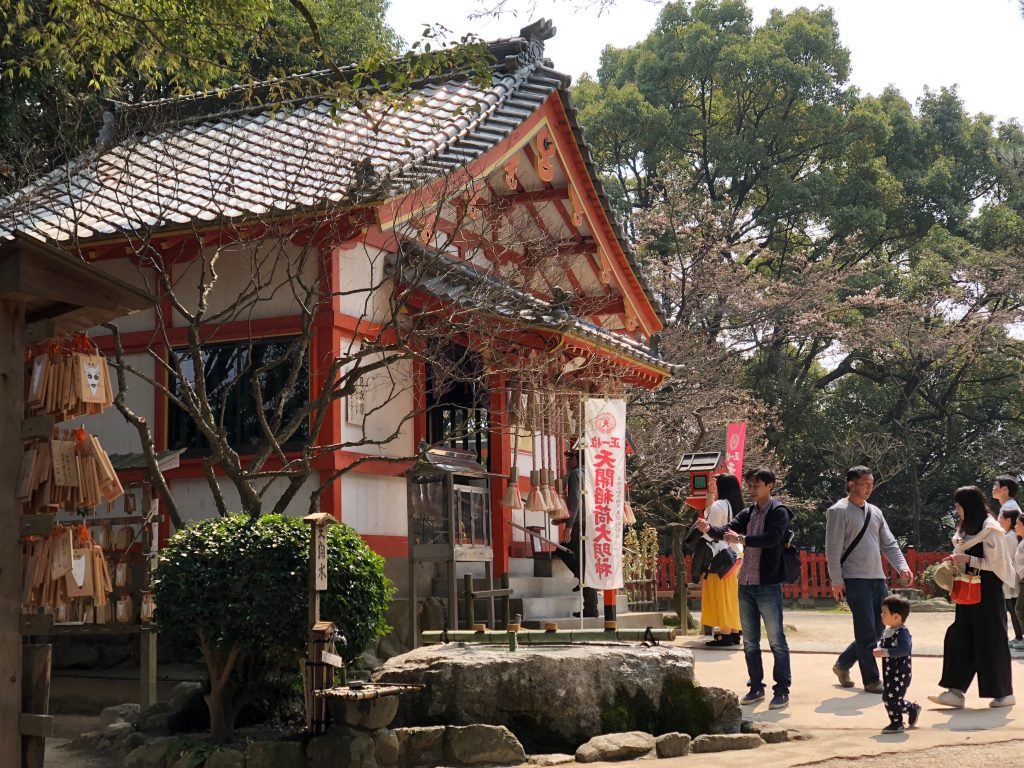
left=927, top=689, right=965, bottom=708
left=990, top=695, right=1015, bottom=708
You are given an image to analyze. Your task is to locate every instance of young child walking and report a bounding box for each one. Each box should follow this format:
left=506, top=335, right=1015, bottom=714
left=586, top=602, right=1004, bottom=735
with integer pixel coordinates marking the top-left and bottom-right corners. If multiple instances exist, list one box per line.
left=873, top=593, right=921, bottom=734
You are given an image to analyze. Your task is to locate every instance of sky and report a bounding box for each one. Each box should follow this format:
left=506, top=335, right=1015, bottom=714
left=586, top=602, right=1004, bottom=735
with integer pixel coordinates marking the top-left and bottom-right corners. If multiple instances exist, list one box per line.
left=385, top=0, right=1024, bottom=124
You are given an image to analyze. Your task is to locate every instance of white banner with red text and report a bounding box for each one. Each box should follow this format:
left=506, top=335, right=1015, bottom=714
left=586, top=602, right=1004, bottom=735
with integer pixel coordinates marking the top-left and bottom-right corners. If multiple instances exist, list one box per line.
left=583, top=398, right=625, bottom=590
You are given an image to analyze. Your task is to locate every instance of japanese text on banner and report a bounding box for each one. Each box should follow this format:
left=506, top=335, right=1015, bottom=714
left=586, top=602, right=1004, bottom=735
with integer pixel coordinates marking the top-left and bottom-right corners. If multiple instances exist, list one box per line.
left=725, top=422, right=747, bottom=479
left=583, top=398, right=625, bottom=590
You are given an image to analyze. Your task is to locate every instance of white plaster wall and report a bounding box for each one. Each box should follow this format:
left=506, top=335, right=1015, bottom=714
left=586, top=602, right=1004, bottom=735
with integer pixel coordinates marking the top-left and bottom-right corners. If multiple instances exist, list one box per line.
left=87, top=260, right=157, bottom=333
left=340, top=339, right=415, bottom=457
left=71, top=353, right=155, bottom=455
left=337, top=242, right=393, bottom=323
left=171, top=239, right=319, bottom=326
left=341, top=473, right=407, bottom=537
left=168, top=472, right=322, bottom=529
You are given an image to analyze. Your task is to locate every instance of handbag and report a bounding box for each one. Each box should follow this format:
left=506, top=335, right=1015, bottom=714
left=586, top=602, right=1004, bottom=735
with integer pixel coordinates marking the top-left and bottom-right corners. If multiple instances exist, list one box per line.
left=707, top=544, right=740, bottom=579
left=950, top=567, right=982, bottom=605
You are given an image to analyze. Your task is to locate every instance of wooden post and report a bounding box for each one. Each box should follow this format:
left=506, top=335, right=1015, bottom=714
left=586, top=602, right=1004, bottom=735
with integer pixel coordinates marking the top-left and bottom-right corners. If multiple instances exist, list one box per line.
left=463, top=574, right=475, bottom=628
left=1, top=299, right=25, bottom=767
left=303, top=513, right=335, bottom=733
left=21, top=644, right=51, bottom=768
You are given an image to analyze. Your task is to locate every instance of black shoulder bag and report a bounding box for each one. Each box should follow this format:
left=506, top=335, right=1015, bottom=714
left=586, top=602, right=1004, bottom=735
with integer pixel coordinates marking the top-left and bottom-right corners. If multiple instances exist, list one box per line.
left=840, top=508, right=872, bottom=566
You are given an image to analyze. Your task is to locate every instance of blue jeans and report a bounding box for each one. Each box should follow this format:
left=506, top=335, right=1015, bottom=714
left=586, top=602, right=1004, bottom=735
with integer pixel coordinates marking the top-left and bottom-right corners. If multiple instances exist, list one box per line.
left=835, top=578, right=887, bottom=684
left=738, top=583, right=791, bottom=695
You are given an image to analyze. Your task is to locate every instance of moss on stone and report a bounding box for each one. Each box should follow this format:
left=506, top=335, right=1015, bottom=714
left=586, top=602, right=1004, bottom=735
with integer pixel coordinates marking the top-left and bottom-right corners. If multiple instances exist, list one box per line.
left=656, top=678, right=714, bottom=737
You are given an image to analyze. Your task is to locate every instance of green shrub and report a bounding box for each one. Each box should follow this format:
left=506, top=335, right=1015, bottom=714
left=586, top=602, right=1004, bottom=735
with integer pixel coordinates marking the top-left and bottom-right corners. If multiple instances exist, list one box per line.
left=152, top=514, right=393, bottom=740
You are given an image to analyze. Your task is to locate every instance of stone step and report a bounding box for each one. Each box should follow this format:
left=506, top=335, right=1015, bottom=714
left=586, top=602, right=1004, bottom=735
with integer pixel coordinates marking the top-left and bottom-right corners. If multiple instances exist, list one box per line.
left=507, top=575, right=579, bottom=598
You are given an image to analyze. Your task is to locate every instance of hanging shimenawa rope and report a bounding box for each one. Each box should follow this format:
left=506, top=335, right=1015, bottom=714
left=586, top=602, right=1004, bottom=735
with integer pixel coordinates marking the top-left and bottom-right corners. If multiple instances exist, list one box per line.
left=524, top=371, right=545, bottom=512
left=550, top=390, right=571, bottom=523
left=501, top=375, right=524, bottom=510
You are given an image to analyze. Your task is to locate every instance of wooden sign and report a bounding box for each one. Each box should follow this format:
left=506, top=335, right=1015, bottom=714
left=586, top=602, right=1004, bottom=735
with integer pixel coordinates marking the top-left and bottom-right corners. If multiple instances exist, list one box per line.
left=313, top=523, right=328, bottom=591
left=320, top=650, right=345, bottom=669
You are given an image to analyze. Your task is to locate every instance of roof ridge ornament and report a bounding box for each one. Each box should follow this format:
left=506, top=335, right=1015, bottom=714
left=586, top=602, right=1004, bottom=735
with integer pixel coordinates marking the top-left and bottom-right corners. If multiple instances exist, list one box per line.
left=501, top=18, right=556, bottom=71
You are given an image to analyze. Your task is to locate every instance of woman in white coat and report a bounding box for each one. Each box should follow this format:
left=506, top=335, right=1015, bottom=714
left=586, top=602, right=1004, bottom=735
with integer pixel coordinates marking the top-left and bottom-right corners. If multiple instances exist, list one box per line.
left=929, top=486, right=1016, bottom=708
left=701, top=473, right=744, bottom=647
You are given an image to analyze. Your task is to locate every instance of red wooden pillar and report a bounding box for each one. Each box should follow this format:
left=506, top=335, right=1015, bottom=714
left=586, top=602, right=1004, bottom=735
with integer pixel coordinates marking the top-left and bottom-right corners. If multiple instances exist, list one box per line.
left=314, top=240, right=343, bottom=521
left=488, top=372, right=510, bottom=577
left=799, top=550, right=809, bottom=600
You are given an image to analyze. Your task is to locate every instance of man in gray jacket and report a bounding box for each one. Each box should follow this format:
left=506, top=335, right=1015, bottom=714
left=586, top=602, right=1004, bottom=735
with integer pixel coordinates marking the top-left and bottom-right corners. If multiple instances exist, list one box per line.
left=827, top=466, right=913, bottom=693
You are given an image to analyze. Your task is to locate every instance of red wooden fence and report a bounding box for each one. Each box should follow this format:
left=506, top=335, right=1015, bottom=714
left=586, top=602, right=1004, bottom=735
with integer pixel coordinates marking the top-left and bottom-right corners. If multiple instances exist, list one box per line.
left=656, top=549, right=949, bottom=600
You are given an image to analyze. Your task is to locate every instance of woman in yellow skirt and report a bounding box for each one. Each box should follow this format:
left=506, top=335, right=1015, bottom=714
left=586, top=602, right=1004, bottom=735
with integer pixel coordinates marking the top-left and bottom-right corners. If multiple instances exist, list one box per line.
left=702, top=473, right=744, bottom=646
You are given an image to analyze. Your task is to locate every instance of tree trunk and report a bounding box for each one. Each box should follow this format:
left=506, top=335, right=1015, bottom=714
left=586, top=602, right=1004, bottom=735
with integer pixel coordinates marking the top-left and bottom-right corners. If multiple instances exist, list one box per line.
left=905, top=441, right=922, bottom=548
left=204, top=683, right=234, bottom=743
left=199, top=636, right=243, bottom=743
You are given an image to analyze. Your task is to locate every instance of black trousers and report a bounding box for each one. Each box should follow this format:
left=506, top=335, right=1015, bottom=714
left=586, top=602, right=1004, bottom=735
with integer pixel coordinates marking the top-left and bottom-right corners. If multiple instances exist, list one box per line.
left=939, top=570, right=1013, bottom=699
left=554, top=522, right=598, bottom=614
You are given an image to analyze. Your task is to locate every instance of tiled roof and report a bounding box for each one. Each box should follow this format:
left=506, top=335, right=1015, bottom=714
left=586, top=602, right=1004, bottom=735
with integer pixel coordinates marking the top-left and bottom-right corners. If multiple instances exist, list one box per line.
left=0, top=20, right=664, bottom=323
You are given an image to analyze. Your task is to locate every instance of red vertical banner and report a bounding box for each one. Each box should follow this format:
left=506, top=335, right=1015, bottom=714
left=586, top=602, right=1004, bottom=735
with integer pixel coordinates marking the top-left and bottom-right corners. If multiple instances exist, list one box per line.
left=725, top=421, right=747, bottom=478
left=583, top=398, right=625, bottom=590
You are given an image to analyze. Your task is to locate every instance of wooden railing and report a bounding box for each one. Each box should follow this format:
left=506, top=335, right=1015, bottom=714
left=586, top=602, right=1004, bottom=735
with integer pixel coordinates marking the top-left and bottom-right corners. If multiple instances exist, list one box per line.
left=656, top=549, right=949, bottom=600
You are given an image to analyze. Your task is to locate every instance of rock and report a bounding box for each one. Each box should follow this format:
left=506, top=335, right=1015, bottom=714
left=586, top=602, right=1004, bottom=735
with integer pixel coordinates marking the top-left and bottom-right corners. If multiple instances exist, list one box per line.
left=747, top=722, right=788, bottom=744
left=166, top=682, right=210, bottom=731
left=119, top=732, right=149, bottom=755
left=575, top=732, right=657, bottom=763
left=307, top=732, right=345, bottom=767
left=69, top=731, right=107, bottom=751
left=446, top=725, right=526, bottom=765
left=374, top=728, right=400, bottom=766
left=105, top=722, right=136, bottom=738
left=246, top=741, right=307, bottom=768
left=655, top=732, right=691, bottom=758
left=697, top=686, right=741, bottom=734
left=205, top=750, right=245, bottom=768
left=326, top=692, right=400, bottom=730
left=395, top=726, right=445, bottom=767
left=136, top=704, right=173, bottom=736
left=101, top=703, right=142, bottom=727
left=375, top=644, right=705, bottom=753
left=787, top=728, right=813, bottom=741
left=690, top=734, right=764, bottom=753
left=355, top=651, right=384, bottom=671
left=124, top=740, right=177, bottom=768
left=527, top=755, right=575, bottom=766
left=377, top=634, right=407, bottom=661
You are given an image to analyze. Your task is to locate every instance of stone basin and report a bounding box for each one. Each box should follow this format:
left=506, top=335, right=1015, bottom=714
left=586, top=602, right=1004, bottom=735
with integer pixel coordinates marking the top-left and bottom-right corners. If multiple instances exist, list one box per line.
left=321, top=683, right=424, bottom=730
left=371, top=642, right=739, bottom=753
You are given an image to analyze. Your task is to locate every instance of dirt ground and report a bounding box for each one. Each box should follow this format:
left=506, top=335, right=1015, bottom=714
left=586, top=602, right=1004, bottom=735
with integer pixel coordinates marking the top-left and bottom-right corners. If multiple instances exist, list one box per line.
left=41, top=608, right=1024, bottom=767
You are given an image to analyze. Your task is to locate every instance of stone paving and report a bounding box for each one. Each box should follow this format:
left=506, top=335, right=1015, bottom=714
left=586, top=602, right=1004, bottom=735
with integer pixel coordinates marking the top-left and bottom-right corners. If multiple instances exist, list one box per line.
left=651, top=608, right=1024, bottom=767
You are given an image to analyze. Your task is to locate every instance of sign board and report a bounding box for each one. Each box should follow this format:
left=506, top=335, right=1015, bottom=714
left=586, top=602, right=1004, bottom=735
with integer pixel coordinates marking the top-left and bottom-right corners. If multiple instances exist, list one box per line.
left=320, top=650, right=345, bottom=669
left=583, top=398, right=626, bottom=590
left=725, top=422, right=747, bottom=478
left=313, top=523, right=328, bottom=591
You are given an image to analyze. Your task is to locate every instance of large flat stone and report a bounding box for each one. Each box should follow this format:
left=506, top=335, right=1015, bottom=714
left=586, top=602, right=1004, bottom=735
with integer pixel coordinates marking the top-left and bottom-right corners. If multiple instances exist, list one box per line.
left=575, top=732, right=656, bottom=763
left=374, top=644, right=708, bottom=753
left=395, top=726, right=445, bottom=767
left=690, top=733, right=764, bottom=753
left=446, top=724, right=526, bottom=765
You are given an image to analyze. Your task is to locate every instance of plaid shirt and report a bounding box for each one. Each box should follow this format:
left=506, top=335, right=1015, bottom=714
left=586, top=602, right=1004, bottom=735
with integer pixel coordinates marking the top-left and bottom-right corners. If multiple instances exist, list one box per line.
left=737, top=501, right=770, bottom=586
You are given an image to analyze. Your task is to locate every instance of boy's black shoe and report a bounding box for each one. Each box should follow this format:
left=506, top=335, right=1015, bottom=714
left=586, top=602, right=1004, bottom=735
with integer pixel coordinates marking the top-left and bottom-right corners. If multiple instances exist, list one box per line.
left=740, top=689, right=765, bottom=705
left=572, top=610, right=599, bottom=618
left=907, top=703, right=921, bottom=728
left=881, top=723, right=904, bottom=734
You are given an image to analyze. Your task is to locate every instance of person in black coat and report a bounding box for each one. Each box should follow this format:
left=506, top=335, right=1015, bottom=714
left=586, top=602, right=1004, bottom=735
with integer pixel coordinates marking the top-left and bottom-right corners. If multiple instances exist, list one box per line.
left=696, top=467, right=793, bottom=710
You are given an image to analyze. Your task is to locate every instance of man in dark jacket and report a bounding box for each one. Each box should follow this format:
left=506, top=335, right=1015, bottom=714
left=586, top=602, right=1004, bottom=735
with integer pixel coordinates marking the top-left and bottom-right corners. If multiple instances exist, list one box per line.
left=696, top=467, right=793, bottom=710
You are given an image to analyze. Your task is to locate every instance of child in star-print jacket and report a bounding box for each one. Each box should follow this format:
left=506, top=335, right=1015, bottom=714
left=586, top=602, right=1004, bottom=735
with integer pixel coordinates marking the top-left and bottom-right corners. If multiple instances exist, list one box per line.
left=873, top=593, right=921, bottom=734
